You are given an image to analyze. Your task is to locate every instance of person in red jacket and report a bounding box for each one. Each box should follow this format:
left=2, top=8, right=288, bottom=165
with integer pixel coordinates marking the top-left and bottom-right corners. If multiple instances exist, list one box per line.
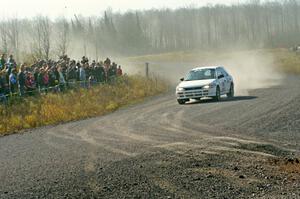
left=117, top=65, right=123, bottom=76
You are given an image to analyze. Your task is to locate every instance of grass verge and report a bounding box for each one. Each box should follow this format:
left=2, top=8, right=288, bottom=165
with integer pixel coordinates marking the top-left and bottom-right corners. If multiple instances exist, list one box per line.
left=0, top=75, right=168, bottom=136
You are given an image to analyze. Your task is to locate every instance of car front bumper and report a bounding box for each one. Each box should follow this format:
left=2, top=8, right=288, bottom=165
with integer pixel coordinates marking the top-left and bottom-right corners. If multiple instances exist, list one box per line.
left=176, top=87, right=216, bottom=100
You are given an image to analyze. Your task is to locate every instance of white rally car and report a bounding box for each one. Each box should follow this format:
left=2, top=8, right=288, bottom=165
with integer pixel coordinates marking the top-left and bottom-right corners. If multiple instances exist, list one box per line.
left=176, top=66, right=234, bottom=105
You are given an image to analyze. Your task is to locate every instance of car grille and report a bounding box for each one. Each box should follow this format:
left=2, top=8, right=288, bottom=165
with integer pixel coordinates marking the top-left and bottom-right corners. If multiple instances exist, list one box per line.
left=177, top=89, right=209, bottom=98
left=184, top=87, right=203, bottom=91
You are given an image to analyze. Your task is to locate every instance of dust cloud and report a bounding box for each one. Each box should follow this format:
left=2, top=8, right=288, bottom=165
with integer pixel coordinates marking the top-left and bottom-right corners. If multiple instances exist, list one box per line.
left=123, top=50, right=284, bottom=95
left=217, top=50, right=284, bottom=95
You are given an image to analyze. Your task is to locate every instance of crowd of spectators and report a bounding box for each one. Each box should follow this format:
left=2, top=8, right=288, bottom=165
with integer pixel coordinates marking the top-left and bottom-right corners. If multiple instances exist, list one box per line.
left=0, top=54, right=123, bottom=102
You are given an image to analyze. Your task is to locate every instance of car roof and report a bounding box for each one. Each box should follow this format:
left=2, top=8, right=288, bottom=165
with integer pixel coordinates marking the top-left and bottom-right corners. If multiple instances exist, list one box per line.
left=191, top=66, right=223, bottom=71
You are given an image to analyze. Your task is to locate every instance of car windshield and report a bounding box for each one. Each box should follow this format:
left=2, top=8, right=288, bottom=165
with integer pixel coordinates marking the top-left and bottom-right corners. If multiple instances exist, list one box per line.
left=185, top=69, right=216, bottom=81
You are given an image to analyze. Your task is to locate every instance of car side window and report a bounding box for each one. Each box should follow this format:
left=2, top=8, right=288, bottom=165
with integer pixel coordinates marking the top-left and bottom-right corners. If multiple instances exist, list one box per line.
left=220, top=68, right=229, bottom=77
left=216, top=69, right=223, bottom=78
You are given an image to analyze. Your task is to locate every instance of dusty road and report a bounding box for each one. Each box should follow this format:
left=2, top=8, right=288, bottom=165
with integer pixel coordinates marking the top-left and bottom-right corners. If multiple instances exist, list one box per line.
left=0, top=77, right=299, bottom=199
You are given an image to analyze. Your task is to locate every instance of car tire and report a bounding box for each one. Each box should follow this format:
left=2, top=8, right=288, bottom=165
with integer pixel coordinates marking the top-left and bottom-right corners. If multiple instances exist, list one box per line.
left=213, top=86, right=221, bottom=101
left=227, top=83, right=234, bottom=98
left=177, top=99, right=186, bottom=105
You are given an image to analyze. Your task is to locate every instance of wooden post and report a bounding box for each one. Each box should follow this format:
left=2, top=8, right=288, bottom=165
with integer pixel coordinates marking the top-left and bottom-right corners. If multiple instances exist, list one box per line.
left=145, top=62, right=149, bottom=78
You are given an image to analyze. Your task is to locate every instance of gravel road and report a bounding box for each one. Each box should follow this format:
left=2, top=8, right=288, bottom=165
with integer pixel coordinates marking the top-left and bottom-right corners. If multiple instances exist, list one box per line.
left=0, top=76, right=299, bottom=199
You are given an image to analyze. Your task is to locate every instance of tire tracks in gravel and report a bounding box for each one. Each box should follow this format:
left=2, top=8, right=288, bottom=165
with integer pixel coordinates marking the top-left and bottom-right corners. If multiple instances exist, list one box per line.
left=1, top=77, right=300, bottom=198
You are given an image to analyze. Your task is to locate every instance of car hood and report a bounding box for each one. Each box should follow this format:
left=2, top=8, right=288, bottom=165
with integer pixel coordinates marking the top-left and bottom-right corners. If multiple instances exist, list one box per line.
left=178, top=79, right=216, bottom=88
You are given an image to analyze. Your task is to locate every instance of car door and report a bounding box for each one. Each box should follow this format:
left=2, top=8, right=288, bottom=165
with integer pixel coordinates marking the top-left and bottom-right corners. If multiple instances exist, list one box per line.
left=216, top=69, right=226, bottom=94
left=220, top=68, right=231, bottom=93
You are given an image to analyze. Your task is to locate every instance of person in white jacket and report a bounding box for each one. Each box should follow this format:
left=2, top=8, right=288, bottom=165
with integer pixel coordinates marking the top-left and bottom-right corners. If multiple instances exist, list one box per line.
left=58, top=66, right=66, bottom=91
left=79, top=64, right=86, bottom=88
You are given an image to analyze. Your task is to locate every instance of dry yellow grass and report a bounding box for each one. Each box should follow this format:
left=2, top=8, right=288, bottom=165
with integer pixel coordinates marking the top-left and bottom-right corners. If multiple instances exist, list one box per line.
left=270, top=49, right=300, bottom=74
left=0, top=75, right=168, bottom=135
left=268, top=157, right=300, bottom=174
left=127, top=48, right=300, bottom=75
left=280, top=162, right=300, bottom=174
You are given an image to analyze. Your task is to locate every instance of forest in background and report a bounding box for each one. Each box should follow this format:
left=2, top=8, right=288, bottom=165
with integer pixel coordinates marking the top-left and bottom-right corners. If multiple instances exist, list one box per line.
left=1, top=0, right=300, bottom=62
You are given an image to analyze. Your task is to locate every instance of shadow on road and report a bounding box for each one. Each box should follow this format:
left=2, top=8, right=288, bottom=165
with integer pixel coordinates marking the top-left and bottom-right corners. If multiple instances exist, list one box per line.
left=186, top=96, right=257, bottom=105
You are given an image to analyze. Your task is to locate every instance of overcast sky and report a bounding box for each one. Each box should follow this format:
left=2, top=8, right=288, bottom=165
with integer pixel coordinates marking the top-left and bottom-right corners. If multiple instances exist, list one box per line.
left=0, top=0, right=245, bottom=19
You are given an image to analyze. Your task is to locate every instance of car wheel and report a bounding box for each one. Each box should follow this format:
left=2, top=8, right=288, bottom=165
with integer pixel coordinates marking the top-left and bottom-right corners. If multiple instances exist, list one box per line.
left=213, top=86, right=221, bottom=101
left=177, top=99, right=186, bottom=105
left=227, top=83, right=234, bottom=98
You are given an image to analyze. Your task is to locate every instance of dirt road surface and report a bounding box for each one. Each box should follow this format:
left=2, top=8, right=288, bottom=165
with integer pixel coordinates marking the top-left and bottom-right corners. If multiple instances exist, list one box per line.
left=0, top=76, right=299, bottom=199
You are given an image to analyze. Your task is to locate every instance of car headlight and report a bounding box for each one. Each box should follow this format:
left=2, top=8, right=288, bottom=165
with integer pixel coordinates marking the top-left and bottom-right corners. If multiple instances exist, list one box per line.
left=176, top=87, right=185, bottom=91
left=203, top=82, right=216, bottom=89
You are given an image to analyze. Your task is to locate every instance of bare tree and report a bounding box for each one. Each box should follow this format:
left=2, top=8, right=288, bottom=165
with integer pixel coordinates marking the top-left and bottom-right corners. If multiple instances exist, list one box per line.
left=55, top=17, right=69, bottom=57
left=1, top=0, right=300, bottom=59
left=40, top=17, right=51, bottom=60
left=6, top=18, right=19, bottom=59
left=32, top=16, right=51, bottom=60
left=0, top=22, right=8, bottom=54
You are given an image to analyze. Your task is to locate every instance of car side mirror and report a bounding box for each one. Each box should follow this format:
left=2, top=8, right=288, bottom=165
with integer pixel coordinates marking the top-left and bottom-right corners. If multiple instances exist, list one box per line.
left=180, top=78, right=184, bottom=81
left=218, top=74, right=224, bottom=79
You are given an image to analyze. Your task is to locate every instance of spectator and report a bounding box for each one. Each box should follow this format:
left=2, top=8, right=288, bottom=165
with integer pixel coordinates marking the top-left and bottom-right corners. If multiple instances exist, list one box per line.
left=79, top=64, right=86, bottom=87
left=9, top=69, right=18, bottom=94
left=48, top=66, right=59, bottom=90
left=66, top=60, right=77, bottom=84
left=0, top=69, right=7, bottom=103
left=58, top=66, right=66, bottom=91
left=34, top=67, right=40, bottom=89
left=2, top=65, right=10, bottom=95
left=38, top=68, right=49, bottom=93
left=0, top=54, right=6, bottom=69
left=0, top=54, right=126, bottom=97
left=7, top=55, right=17, bottom=68
left=43, top=68, right=50, bottom=91
left=108, top=63, right=117, bottom=82
left=104, top=58, right=111, bottom=66
left=81, top=56, right=88, bottom=64
left=117, top=65, right=123, bottom=76
left=76, top=62, right=81, bottom=81
left=5, top=63, right=12, bottom=83
left=88, top=75, right=96, bottom=87
left=25, top=71, right=36, bottom=95
left=18, top=64, right=26, bottom=96
left=95, top=62, right=105, bottom=83
left=85, top=63, right=92, bottom=79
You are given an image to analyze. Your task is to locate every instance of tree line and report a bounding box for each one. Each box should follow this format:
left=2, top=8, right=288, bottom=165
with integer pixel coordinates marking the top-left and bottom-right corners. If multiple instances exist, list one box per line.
left=0, top=0, right=300, bottom=61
